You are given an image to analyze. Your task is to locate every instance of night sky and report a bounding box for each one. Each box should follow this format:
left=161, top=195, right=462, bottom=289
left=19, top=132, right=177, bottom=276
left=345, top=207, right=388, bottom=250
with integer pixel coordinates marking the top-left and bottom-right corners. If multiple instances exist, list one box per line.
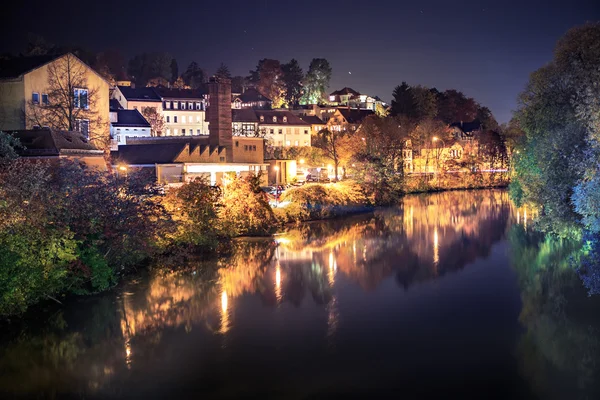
left=2, top=0, right=599, bottom=123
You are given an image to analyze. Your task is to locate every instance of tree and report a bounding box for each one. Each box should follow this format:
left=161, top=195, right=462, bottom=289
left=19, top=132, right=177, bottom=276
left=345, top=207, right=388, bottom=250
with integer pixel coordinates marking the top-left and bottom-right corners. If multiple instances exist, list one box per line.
left=127, top=52, right=172, bottom=86
left=145, top=77, right=169, bottom=87
left=435, top=89, right=478, bottom=124
left=142, top=107, right=165, bottom=136
left=170, top=58, right=178, bottom=83
left=248, top=59, right=285, bottom=107
left=215, top=62, right=231, bottom=79
left=312, top=128, right=352, bottom=181
left=182, top=61, right=206, bottom=89
left=231, top=76, right=247, bottom=93
left=25, top=53, right=108, bottom=149
left=301, top=58, right=332, bottom=104
left=476, top=105, right=499, bottom=131
left=172, top=76, right=189, bottom=89
left=352, top=116, right=415, bottom=204
left=281, top=59, right=304, bottom=107
left=411, top=85, right=438, bottom=120
left=390, top=82, right=415, bottom=118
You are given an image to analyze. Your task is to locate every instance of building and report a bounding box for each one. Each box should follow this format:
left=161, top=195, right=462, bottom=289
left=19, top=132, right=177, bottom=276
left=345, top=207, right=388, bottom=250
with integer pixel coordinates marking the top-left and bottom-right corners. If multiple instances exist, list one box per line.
left=255, top=110, right=311, bottom=148
left=326, top=109, right=374, bottom=132
left=449, top=119, right=482, bottom=140
left=232, top=88, right=272, bottom=109
left=328, top=87, right=360, bottom=106
left=232, top=108, right=260, bottom=137
left=9, top=129, right=107, bottom=170
left=112, top=85, right=162, bottom=113
left=0, top=53, right=110, bottom=149
left=112, top=85, right=209, bottom=138
left=155, top=87, right=208, bottom=136
left=299, top=115, right=326, bottom=135
left=111, top=78, right=268, bottom=186
left=110, top=109, right=151, bottom=146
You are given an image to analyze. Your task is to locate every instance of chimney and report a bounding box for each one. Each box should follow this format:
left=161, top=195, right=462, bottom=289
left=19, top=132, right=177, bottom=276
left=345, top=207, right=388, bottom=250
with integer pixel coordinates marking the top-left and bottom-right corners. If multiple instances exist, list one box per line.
left=208, top=77, right=233, bottom=161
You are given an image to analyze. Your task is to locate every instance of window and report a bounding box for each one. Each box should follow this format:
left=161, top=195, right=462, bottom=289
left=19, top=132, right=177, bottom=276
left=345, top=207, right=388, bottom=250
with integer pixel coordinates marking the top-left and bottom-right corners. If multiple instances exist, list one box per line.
left=260, top=115, right=264, bottom=122
left=75, top=119, right=89, bottom=138
left=182, top=129, right=186, bottom=134
left=244, top=145, right=248, bottom=150
left=163, top=101, right=168, bottom=109
left=285, top=140, right=291, bottom=146
left=294, top=128, right=299, bottom=135
left=278, top=129, right=283, bottom=135
left=174, top=116, right=178, bottom=123
left=171, top=101, right=175, bottom=109
left=181, top=102, right=186, bottom=110
left=166, top=116, right=170, bottom=123
left=294, top=140, right=299, bottom=146
left=32, top=92, right=40, bottom=104
left=283, top=116, right=287, bottom=123
left=253, top=145, right=256, bottom=151
left=173, top=102, right=178, bottom=109
left=74, top=88, right=88, bottom=109
left=236, top=141, right=239, bottom=147
left=197, top=129, right=201, bottom=135
left=304, top=140, right=309, bottom=146
left=304, top=129, right=309, bottom=135
left=166, top=128, right=171, bottom=135
left=196, top=102, right=201, bottom=110
left=42, top=94, right=49, bottom=105
left=220, top=156, right=225, bottom=162
left=270, top=129, right=274, bottom=135
left=272, top=116, right=277, bottom=123
left=196, top=116, right=201, bottom=123
left=182, top=116, right=186, bottom=123
left=189, top=115, right=193, bottom=123
left=286, top=128, right=291, bottom=135
left=174, top=129, right=178, bottom=135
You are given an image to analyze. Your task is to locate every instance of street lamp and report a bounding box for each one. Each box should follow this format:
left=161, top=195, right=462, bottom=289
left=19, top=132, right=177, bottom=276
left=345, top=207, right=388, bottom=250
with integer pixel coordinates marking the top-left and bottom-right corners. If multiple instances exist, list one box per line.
left=118, top=165, right=128, bottom=179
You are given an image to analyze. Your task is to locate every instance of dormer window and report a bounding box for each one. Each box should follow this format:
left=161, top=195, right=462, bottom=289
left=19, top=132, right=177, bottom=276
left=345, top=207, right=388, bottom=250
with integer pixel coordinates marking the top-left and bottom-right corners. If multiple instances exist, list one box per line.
left=283, top=116, right=287, bottom=123
left=260, top=115, right=264, bottom=122
left=273, top=116, right=277, bottom=123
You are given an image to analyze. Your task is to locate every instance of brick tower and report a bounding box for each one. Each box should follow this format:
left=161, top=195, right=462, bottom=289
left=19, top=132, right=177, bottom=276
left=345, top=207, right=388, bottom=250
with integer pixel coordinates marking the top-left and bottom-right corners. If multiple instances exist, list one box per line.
left=208, top=77, right=233, bottom=161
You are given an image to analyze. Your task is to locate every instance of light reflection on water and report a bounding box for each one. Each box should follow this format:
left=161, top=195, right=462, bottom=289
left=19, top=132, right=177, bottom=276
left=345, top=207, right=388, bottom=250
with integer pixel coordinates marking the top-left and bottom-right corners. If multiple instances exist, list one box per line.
left=1, top=190, right=598, bottom=399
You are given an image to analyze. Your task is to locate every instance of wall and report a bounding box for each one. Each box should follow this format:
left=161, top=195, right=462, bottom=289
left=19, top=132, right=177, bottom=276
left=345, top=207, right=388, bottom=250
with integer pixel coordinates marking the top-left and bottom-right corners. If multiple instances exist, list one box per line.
left=163, top=109, right=208, bottom=136
left=232, top=137, right=264, bottom=163
left=0, top=80, right=25, bottom=130
left=22, top=54, right=111, bottom=149
left=111, top=126, right=151, bottom=145
left=263, top=124, right=311, bottom=147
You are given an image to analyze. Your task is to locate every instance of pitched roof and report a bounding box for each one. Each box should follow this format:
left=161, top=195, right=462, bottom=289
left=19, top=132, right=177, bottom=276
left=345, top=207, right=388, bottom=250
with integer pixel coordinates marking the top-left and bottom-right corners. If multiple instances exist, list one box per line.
left=299, top=115, right=324, bottom=125
left=9, top=129, right=100, bottom=156
left=112, top=109, right=150, bottom=127
left=337, top=109, right=374, bottom=124
left=117, top=85, right=161, bottom=101
left=254, top=110, right=310, bottom=126
left=449, top=119, right=482, bottom=133
left=232, top=108, right=259, bottom=123
left=154, top=86, right=206, bottom=99
left=111, top=143, right=186, bottom=164
left=109, top=99, right=122, bottom=111
left=237, top=88, right=271, bottom=103
left=330, top=87, right=360, bottom=96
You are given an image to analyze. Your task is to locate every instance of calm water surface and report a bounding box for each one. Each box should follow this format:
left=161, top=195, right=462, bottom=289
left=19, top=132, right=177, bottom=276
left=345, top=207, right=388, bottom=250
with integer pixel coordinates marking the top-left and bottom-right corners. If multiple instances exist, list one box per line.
left=1, top=190, right=599, bottom=399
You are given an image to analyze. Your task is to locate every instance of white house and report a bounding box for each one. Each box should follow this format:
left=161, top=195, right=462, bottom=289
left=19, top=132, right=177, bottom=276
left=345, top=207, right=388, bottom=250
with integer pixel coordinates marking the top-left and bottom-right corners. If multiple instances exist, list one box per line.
left=110, top=109, right=151, bottom=146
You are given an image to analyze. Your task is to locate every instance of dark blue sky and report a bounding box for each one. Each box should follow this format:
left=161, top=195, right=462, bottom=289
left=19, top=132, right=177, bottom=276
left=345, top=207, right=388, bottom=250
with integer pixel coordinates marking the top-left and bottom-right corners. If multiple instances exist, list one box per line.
left=2, top=0, right=599, bottom=122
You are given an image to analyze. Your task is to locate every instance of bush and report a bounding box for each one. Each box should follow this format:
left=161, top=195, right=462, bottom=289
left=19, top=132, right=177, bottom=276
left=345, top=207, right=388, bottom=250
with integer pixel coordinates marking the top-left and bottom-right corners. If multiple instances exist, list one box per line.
left=278, top=181, right=369, bottom=222
left=220, top=174, right=278, bottom=236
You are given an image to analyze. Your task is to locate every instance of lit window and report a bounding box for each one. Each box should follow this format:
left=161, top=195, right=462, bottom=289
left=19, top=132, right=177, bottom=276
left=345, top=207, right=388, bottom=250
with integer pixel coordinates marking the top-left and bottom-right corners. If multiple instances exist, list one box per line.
left=197, top=129, right=200, bottom=135
left=42, top=94, right=49, bottom=105
left=181, top=102, right=186, bottom=110
left=273, top=116, right=277, bottom=123
left=173, top=102, right=178, bottom=109
left=294, top=128, right=299, bottom=135
left=196, top=116, right=201, bottom=123
left=283, top=116, right=287, bottom=123
left=75, top=119, right=90, bottom=138
left=196, top=102, right=201, bottom=110
left=73, top=88, right=88, bottom=109
left=174, top=129, right=178, bottom=135
left=32, top=92, right=39, bottom=104
left=294, top=140, right=299, bottom=146
left=304, top=140, right=309, bottom=146
left=285, top=140, right=291, bottom=146
left=166, top=128, right=171, bottom=135
left=260, top=115, right=264, bottom=122
left=182, top=116, right=186, bottom=123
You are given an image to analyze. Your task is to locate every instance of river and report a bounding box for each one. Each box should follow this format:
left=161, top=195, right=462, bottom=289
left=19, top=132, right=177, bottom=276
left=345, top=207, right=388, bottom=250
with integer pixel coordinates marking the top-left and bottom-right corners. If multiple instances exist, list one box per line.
left=1, top=190, right=599, bottom=399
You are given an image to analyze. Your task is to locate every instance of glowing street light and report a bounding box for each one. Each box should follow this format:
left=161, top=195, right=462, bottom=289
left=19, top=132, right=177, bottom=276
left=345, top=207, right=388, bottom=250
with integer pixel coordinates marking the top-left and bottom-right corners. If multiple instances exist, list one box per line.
left=299, top=159, right=305, bottom=164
